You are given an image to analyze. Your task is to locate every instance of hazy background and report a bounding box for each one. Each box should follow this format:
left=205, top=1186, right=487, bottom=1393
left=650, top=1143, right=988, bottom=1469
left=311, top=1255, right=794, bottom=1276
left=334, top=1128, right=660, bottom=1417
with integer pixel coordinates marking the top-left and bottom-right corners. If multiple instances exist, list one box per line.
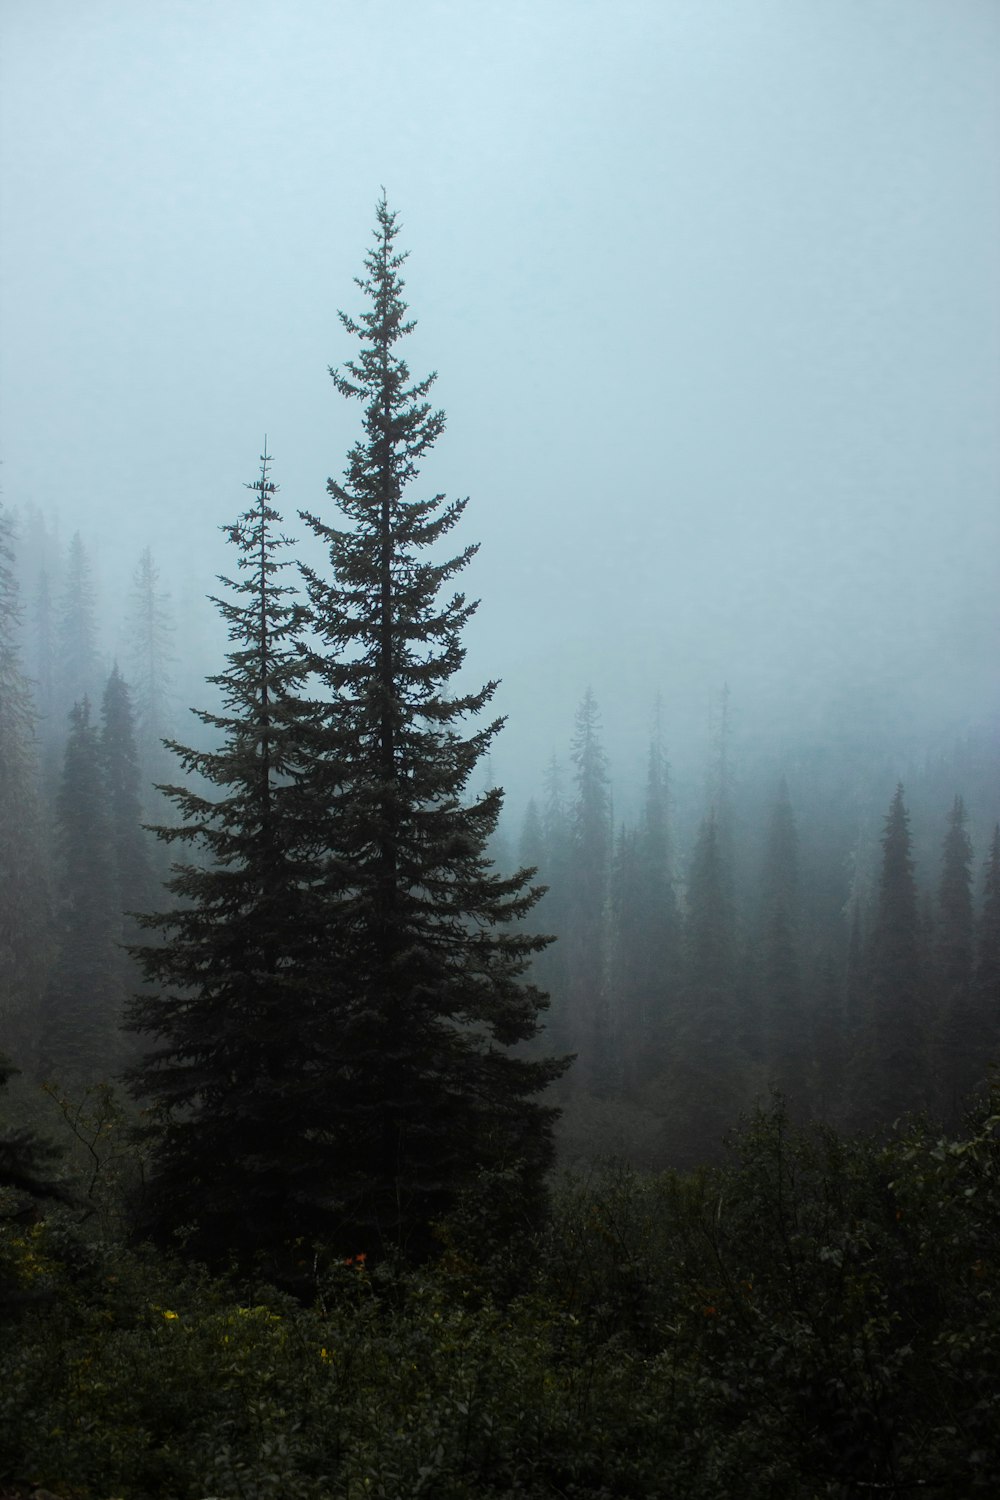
left=2, top=0, right=998, bottom=819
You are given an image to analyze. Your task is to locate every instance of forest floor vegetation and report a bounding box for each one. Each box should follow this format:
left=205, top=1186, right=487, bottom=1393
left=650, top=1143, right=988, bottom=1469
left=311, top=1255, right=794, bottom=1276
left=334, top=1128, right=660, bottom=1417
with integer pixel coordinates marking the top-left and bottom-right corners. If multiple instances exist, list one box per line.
left=2, top=1086, right=999, bottom=1498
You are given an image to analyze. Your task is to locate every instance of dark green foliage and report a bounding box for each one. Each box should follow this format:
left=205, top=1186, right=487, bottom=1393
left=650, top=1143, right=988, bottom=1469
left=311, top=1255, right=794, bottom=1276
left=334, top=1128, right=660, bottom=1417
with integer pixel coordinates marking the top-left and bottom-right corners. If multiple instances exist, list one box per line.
left=0, top=504, right=49, bottom=1056
left=758, top=779, right=808, bottom=1112
left=40, top=698, right=122, bottom=1085
left=665, top=810, right=746, bottom=1165
left=614, top=728, right=680, bottom=1087
left=3, top=1092, right=999, bottom=1498
left=937, top=794, right=979, bottom=1114
left=860, top=784, right=929, bottom=1124
left=563, top=690, right=612, bottom=1090
left=101, top=665, right=156, bottom=937
left=126, top=452, right=330, bottom=1265
left=0, top=1052, right=62, bottom=1204
left=125, top=547, right=176, bottom=833
left=977, top=825, right=1000, bottom=1057
left=296, top=197, right=565, bottom=1256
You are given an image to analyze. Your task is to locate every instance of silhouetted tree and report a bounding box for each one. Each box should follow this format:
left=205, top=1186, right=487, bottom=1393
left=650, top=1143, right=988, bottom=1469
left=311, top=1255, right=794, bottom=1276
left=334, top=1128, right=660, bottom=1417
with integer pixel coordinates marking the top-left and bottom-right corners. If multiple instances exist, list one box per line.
left=41, top=699, right=120, bottom=1084
left=976, top=824, right=1000, bottom=1070
left=936, top=795, right=977, bottom=1114
left=758, top=779, right=808, bottom=1112
left=55, top=533, right=101, bottom=729
left=100, top=665, right=156, bottom=937
left=297, top=199, right=565, bottom=1255
left=127, top=450, right=332, bottom=1263
left=860, top=785, right=928, bottom=1124
left=125, top=547, right=175, bottom=806
left=0, top=506, right=49, bottom=1058
left=665, top=809, right=744, bottom=1164
left=565, top=689, right=613, bottom=1091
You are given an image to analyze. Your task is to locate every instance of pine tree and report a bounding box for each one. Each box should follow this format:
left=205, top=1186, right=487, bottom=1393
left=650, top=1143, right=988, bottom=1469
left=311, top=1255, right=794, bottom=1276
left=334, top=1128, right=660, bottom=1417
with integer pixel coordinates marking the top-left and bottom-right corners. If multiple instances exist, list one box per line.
left=296, top=199, right=564, bottom=1254
left=936, top=795, right=977, bottom=1114
left=975, top=824, right=1000, bottom=1069
left=667, top=810, right=742, bottom=1165
left=100, top=665, right=155, bottom=938
left=125, top=547, right=175, bottom=800
left=55, top=533, right=101, bottom=728
left=564, top=689, right=613, bottom=1091
left=40, top=699, right=120, bottom=1084
left=634, top=724, right=680, bottom=1072
left=860, top=784, right=928, bottom=1124
left=0, top=505, right=49, bottom=1059
left=758, top=779, right=808, bottom=1112
left=126, top=451, right=334, bottom=1261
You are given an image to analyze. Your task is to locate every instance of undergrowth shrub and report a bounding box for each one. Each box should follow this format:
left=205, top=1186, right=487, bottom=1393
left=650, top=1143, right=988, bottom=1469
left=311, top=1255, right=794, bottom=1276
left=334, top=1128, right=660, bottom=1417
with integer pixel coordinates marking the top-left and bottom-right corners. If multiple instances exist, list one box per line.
left=1, top=1087, right=998, bottom=1498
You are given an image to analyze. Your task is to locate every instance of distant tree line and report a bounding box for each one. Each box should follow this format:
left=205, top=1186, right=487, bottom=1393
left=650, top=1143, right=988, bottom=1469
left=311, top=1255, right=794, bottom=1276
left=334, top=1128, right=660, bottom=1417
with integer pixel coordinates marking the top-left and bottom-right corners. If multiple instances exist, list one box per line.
left=518, top=690, right=1000, bottom=1166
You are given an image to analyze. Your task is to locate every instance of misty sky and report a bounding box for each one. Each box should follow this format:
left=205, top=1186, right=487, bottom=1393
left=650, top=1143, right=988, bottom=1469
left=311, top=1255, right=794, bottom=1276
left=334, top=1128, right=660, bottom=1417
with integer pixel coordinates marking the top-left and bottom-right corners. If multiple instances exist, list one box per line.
left=1, top=0, right=998, bottom=815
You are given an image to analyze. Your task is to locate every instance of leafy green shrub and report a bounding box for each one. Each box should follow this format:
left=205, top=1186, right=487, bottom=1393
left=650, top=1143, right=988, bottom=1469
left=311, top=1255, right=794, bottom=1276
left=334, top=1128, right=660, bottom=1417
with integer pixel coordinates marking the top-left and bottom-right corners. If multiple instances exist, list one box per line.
left=2, top=1090, right=999, bottom=1497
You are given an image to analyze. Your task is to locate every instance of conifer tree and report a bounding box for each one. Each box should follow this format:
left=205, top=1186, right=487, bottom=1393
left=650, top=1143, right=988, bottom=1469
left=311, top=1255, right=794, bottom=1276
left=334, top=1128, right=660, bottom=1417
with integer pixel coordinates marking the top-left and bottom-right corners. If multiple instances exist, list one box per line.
left=0, top=505, right=49, bottom=1058
left=564, top=689, right=612, bottom=1090
left=125, top=547, right=175, bottom=801
left=535, top=757, right=572, bottom=1050
left=40, top=699, right=120, bottom=1084
left=860, top=784, right=928, bottom=1124
left=296, top=198, right=564, bottom=1254
left=126, top=451, right=332, bottom=1261
left=936, top=795, right=977, bottom=1114
left=975, top=824, right=1000, bottom=1068
left=55, top=533, right=101, bottom=728
left=668, top=810, right=742, bottom=1165
left=633, top=725, right=680, bottom=1073
left=758, top=779, right=808, bottom=1112
left=100, top=665, right=155, bottom=937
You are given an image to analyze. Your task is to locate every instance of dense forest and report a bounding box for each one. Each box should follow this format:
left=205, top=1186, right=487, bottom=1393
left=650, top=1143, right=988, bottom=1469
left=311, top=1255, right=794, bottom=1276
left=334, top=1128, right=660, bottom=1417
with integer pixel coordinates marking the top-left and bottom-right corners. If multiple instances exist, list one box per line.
left=2, top=202, right=999, bottom=1497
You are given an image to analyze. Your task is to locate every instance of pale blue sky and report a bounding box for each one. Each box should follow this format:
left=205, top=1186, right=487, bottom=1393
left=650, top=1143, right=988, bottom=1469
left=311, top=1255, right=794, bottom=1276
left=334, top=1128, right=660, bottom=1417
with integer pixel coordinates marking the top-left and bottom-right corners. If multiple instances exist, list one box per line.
left=2, top=0, right=998, bottom=812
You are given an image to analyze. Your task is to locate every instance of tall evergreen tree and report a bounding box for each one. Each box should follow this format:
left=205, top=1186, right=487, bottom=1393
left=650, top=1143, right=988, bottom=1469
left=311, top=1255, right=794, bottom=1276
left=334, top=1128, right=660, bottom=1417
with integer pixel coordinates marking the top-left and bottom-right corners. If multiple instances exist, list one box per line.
left=859, top=784, right=928, bottom=1125
left=296, top=199, right=565, bottom=1254
left=40, top=699, right=120, bottom=1084
left=527, top=757, right=572, bottom=1053
left=611, top=727, right=680, bottom=1087
left=0, top=505, right=49, bottom=1059
left=55, top=533, right=101, bottom=729
left=936, top=795, right=977, bottom=1114
left=564, top=689, right=613, bottom=1091
left=667, top=810, right=742, bottom=1165
left=125, top=547, right=175, bottom=800
left=127, top=451, right=328, bottom=1260
left=975, top=824, right=1000, bottom=1070
left=100, top=665, right=155, bottom=937
left=758, top=779, right=808, bottom=1112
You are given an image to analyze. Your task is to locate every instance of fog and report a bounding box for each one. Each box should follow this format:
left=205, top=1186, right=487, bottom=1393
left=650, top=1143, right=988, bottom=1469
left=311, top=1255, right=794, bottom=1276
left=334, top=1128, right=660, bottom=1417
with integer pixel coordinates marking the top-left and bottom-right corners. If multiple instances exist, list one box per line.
left=2, top=0, right=998, bottom=818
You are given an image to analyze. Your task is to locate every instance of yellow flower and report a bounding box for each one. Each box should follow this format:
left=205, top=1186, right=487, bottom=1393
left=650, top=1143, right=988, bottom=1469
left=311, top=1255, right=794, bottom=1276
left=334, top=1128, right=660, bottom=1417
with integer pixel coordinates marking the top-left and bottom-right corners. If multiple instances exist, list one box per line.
left=162, top=1309, right=179, bottom=1321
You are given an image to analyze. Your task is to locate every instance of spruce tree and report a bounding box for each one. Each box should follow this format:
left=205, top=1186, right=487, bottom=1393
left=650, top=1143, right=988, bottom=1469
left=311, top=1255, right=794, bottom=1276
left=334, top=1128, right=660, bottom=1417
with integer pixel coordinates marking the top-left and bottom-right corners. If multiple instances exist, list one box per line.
left=564, top=689, right=613, bottom=1091
left=0, top=505, right=49, bottom=1059
left=668, top=809, right=742, bottom=1166
left=975, top=824, right=1000, bottom=1069
left=758, top=778, right=808, bottom=1112
left=100, top=665, right=156, bottom=937
left=936, top=795, right=977, bottom=1114
left=126, top=452, right=331, bottom=1261
left=296, top=198, right=564, bottom=1255
left=40, top=698, right=120, bottom=1084
left=634, top=725, right=680, bottom=1073
left=55, top=532, right=101, bottom=727
left=125, top=547, right=176, bottom=806
left=861, top=784, right=928, bottom=1124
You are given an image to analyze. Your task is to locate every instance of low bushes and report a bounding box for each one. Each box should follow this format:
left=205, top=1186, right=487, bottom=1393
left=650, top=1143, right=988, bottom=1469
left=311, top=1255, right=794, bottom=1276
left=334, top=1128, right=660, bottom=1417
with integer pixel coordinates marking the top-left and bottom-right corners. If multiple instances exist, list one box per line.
left=2, top=1087, right=998, bottom=1498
